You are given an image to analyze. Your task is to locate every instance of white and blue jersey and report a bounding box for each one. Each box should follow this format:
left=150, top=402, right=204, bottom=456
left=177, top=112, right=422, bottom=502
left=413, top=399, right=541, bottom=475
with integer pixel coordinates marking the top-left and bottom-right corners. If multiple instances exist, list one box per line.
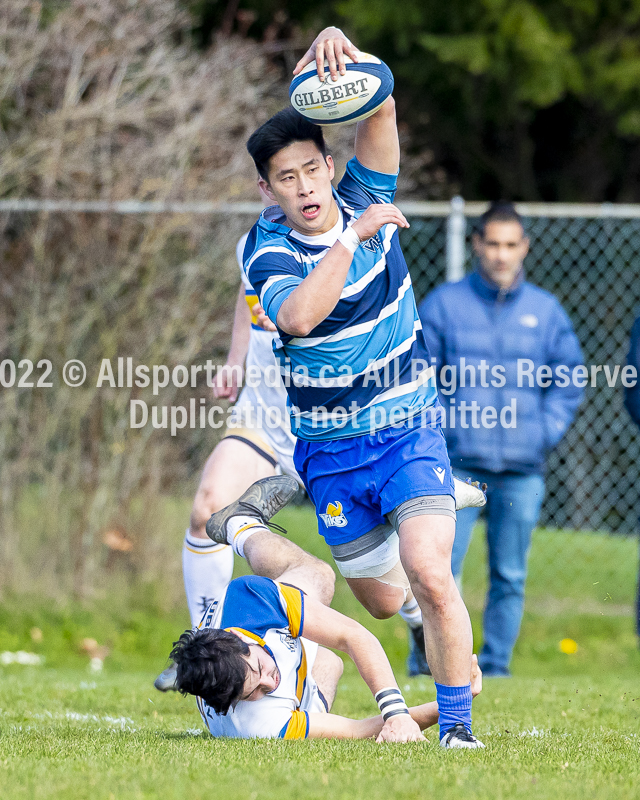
left=244, top=157, right=438, bottom=441
left=195, top=575, right=325, bottom=740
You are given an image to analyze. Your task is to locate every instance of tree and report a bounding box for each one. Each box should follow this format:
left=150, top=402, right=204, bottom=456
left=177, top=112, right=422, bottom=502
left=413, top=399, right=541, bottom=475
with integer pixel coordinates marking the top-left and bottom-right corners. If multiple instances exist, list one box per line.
left=335, top=0, right=640, bottom=201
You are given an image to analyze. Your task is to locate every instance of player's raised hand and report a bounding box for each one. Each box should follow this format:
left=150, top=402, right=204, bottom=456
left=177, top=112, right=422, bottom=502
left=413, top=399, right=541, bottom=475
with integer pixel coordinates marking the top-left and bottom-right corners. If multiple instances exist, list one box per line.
left=376, top=713, right=425, bottom=744
left=351, top=203, right=410, bottom=242
left=251, top=302, right=277, bottom=332
left=293, top=27, right=360, bottom=82
left=213, top=363, right=243, bottom=402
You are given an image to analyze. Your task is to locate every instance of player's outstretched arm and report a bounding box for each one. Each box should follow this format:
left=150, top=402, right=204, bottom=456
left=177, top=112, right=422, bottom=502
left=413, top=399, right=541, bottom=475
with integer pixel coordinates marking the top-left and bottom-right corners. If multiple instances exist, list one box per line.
left=292, top=27, right=399, bottom=175
left=213, top=283, right=251, bottom=402
left=306, top=655, right=483, bottom=740
left=301, top=596, right=424, bottom=743
left=306, top=702, right=437, bottom=740
left=354, top=96, right=399, bottom=177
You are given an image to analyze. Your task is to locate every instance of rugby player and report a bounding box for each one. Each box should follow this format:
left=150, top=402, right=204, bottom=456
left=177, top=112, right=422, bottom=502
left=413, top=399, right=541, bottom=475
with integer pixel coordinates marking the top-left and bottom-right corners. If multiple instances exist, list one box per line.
left=238, top=26, right=484, bottom=747
left=172, top=476, right=482, bottom=743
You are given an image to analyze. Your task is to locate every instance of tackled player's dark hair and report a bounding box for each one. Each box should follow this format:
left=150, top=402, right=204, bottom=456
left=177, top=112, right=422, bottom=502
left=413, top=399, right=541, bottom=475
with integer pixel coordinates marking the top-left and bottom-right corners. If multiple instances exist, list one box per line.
left=170, top=628, right=251, bottom=715
left=478, top=201, right=525, bottom=238
left=247, top=107, right=329, bottom=182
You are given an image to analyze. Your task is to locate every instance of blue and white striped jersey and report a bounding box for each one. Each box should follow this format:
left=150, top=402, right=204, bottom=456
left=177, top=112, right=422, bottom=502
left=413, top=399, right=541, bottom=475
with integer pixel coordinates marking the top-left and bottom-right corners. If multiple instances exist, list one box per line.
left=244, top=157, right=437, bottom=441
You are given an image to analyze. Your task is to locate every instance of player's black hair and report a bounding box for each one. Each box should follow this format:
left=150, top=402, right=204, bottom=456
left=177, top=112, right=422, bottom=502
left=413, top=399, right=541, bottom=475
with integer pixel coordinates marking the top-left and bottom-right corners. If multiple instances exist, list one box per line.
left=170, top=628, right=251, bottom=715
left=247, top=107, right=328, bottom=182
left=478, top=201, right=526, bottom=238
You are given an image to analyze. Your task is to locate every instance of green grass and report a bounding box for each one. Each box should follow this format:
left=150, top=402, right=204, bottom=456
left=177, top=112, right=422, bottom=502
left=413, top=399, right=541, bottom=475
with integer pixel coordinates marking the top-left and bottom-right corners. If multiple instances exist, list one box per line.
left=1, top=503, right=639, bottom=799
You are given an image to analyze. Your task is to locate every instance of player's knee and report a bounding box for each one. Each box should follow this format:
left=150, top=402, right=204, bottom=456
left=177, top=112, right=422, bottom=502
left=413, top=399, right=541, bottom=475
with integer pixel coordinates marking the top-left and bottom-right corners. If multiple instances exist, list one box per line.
left=316, top=559, right=336, bottom=598
left=409, top=569, right=451, bottom=614
left=363, top=595, right=402, bottom=620
left=190, top=486, right=224, bottom=531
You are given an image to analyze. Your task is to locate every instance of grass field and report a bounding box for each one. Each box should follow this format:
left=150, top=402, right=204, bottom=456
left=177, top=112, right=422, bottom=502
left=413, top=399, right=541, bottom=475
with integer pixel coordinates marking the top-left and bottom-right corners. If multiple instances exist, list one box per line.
left=1, top=503, right=639, bottom=799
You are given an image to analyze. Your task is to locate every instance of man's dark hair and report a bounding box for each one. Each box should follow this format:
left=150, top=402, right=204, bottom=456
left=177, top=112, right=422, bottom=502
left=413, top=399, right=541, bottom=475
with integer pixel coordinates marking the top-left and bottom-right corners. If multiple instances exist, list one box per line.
left=478, top=201, right=525, bottom=238
left=247, top=107, right=328, bottom=182
left=170, top=628, right=250, bottom=715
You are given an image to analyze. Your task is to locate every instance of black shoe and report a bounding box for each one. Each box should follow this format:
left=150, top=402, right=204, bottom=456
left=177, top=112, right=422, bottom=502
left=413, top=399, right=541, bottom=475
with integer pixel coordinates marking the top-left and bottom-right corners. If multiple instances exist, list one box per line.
left=406, top=624, right=432, bottom=677
left=205, top=476, right=299, bottom=544
left=440, top=722, right=485, bottom=749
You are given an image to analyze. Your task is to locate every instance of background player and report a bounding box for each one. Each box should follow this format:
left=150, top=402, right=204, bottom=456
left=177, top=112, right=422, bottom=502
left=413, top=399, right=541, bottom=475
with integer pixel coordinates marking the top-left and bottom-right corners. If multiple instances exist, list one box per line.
left=180, top=199, right=297, bottom=633
left=172, top=476, right=483, bottom=743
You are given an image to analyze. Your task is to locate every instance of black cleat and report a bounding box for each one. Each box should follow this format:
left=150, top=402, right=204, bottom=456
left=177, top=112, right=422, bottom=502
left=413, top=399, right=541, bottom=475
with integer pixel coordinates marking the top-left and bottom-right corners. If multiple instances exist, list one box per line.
left=440, top=722, right=485, bottom=749
left=204, top=475, right=299, bottom=545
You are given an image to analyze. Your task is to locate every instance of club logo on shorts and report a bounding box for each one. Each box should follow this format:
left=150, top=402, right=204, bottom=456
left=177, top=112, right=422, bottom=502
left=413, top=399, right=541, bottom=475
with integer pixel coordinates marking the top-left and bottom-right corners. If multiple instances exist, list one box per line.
left=433, top=466, right=446, bottom=484
left=320, top=500, right=348, bottom=528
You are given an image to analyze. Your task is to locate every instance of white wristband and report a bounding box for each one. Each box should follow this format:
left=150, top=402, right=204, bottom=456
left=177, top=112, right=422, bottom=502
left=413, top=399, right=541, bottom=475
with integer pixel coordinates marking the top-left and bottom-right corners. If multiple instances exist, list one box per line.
left=375, top=687, right=410, bottom=721
left=337, top=225, right=361, bottom=255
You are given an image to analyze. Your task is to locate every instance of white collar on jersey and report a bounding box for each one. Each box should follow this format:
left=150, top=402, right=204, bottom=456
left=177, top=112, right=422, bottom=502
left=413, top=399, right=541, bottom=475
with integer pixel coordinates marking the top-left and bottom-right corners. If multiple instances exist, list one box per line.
left=287, top=205, right=344, bottom=247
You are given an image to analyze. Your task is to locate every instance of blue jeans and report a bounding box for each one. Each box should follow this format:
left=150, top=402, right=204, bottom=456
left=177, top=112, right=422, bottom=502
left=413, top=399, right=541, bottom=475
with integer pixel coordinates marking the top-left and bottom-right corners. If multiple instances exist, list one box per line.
left=452, top=471, right=545, bottom=674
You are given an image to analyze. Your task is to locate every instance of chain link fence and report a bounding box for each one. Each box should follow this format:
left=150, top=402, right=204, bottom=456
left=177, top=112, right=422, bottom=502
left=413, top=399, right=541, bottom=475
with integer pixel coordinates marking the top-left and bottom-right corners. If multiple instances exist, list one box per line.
left=3, top=197, right=638, bottom=536
left=399, top=201, right=640, bottom=536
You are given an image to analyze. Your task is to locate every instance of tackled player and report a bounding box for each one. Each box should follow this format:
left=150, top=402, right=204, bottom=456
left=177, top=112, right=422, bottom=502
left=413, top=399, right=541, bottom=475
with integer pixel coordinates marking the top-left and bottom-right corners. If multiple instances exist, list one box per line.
left=171, top=477, right=482, bottom=743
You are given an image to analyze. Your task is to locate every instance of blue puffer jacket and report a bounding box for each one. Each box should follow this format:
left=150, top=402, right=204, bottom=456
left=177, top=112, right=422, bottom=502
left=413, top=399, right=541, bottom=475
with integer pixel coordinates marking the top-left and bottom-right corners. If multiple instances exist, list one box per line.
left=418, top=268, right=584, bottom=474
left=624, top=315, right=640, bottom=428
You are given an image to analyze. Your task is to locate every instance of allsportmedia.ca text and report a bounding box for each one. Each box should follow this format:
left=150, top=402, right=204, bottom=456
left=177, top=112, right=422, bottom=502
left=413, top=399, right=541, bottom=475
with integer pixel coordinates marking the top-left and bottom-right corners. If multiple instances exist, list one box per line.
left=93, top=357, right=639, bottom=396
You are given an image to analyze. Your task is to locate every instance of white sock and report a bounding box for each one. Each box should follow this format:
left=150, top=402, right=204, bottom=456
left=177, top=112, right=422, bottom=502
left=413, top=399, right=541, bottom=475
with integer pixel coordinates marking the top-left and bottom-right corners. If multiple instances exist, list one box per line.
left=399, top=594, right=423, bottom=629
left=182, top=530, right=234, bottom=627
left=226, top=516, right=269, bottom=558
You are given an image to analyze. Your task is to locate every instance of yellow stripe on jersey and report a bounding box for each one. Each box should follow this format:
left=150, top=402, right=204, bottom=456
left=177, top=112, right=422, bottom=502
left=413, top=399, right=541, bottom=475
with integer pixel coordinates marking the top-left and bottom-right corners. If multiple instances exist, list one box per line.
left=224, top=627, right=267, bottom=647
left=295, top=641, right=308, bottom=704
left=277, top=583, right=304, bottom=638
left=245, top=293, right=259, bottom=325
left=283, top=710, right=308, bottom=740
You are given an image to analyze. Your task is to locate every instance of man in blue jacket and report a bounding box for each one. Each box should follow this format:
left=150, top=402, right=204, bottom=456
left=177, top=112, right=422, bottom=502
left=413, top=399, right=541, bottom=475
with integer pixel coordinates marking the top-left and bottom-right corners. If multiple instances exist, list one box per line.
left=623, top=315, right=640, bottom=641
left=418, top=201, right=583, bottom=677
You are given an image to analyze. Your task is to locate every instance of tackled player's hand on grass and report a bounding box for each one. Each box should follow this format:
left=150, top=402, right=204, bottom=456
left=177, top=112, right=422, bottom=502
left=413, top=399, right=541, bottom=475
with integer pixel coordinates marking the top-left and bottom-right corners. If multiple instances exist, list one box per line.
left=293, top=26, right=360, bottom=82
left=376, top=712, right=425, bottom=744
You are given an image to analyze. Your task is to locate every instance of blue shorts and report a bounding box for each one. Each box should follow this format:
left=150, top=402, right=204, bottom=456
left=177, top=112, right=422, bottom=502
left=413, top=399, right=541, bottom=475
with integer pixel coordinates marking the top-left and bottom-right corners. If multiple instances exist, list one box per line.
left=293, top=418, right=455, bottom=546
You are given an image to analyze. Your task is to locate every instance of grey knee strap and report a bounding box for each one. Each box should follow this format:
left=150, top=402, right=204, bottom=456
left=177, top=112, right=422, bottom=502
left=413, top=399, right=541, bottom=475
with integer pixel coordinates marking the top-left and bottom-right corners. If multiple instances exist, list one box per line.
left=389, top=495, right=456, bottom=531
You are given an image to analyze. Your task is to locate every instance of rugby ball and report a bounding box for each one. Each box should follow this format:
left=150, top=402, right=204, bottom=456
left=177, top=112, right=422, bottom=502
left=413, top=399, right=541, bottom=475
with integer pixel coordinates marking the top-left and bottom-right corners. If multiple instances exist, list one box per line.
left=289, top=53, right=394, bottom=126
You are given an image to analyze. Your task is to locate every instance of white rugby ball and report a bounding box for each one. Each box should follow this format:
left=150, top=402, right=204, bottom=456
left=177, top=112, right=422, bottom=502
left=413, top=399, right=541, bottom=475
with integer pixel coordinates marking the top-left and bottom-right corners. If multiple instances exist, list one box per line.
left=289, top=52, right=394, bottom=126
